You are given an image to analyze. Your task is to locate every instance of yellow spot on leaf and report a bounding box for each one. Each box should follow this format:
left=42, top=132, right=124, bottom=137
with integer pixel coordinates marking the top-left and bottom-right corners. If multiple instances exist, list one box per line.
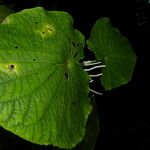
left=36, top=24, right=55, bottom=38
left=0, top=63, right=19, bottom=75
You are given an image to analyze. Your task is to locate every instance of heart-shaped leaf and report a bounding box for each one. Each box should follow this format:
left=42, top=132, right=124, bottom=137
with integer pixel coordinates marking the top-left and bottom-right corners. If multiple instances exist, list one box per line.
left=0, top=7, right=92, bottom=149
left=87, top=18, right=136, bottom=90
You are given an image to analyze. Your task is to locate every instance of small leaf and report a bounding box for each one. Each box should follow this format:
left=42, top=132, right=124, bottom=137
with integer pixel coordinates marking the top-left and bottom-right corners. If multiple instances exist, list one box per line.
left=0, top=7, right=92, bottom=149
left=0, top=5, right=14, bottom=23
left=87, top=18, right=136, bottom=90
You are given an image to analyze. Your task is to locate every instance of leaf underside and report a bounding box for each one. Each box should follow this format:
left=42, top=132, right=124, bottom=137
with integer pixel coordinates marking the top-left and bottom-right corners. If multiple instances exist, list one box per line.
left=87, top=18, right=136, bottom=90
left=0, top=7, right=92, bottom=149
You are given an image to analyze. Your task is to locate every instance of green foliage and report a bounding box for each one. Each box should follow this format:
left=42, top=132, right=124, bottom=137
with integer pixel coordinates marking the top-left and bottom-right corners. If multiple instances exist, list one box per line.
left=73, top=98, right=99, bottom=150
left=0, top=5, right=14, bottom=23
left=0, top=7, right=92, bottom=149
left=87, top=18, right=136, bottom=90
left=0, top=7, right=136, bottom=150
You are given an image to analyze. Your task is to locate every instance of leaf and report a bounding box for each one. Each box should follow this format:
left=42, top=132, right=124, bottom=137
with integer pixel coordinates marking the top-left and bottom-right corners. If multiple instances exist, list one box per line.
left=73, top=98, right=99, bottom=150
left=0, top=7, right=92, bottom=149
left=0, top=5, right=14, bottom=23
left=87, top=18, right=136, bottom=90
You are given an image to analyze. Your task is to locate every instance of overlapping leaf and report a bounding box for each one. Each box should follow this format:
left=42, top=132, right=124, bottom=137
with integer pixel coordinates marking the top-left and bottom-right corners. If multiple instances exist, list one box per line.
left=0, top=5, right=14, bottom=23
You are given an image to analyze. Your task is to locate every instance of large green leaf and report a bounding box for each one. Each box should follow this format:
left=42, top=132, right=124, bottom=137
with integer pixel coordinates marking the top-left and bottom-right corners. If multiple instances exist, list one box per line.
left=0, top=7, right=92, bottom=149
left=73, top=98, right=99, bottom=150
left=87, top=18, right=136, bottom=90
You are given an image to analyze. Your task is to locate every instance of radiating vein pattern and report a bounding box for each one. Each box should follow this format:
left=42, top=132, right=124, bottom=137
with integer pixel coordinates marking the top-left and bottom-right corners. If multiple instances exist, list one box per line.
left=0, top=7, right=91, bottom=149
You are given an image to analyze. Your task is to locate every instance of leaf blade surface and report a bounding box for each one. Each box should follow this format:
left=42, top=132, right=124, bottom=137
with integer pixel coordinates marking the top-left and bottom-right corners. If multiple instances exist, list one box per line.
left=0, top=7, right=92, bottom=149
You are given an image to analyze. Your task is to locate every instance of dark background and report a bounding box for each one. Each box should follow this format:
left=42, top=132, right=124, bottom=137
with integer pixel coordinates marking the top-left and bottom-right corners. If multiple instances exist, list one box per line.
left=0, top=0, right=149, bottom=150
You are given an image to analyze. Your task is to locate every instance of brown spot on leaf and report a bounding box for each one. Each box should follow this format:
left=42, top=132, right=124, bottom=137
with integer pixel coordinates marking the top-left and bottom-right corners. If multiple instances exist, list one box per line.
left=65, top=73, right=68, bottom=79
left=9, top=64, right=15, bottom=71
